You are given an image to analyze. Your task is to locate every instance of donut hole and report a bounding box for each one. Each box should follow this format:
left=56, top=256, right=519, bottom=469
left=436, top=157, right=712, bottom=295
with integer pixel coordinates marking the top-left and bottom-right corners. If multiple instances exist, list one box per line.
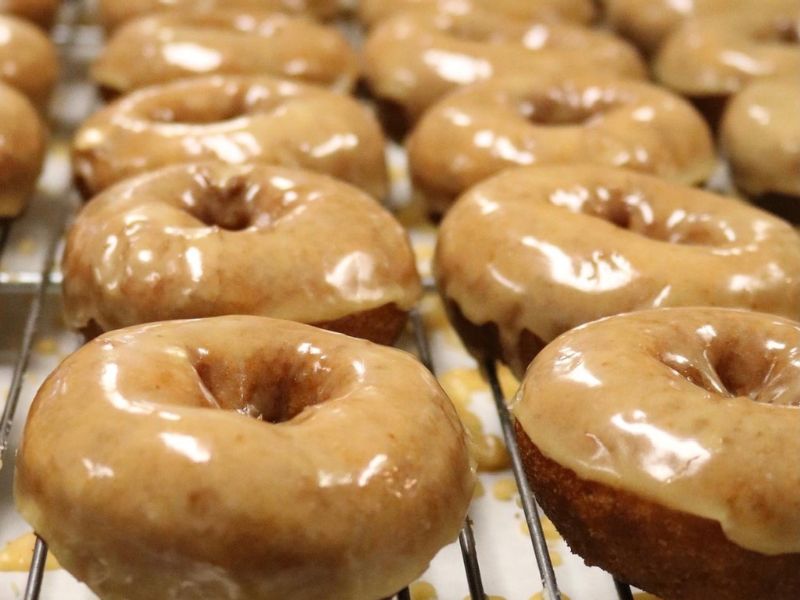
left=183, top=172, right=256, bottom=231
left=146, top=93, right=250, bottom=125
left=193, top=353, right=328, bottom=423
left=755, top=18, right=800, bottom=44
left=520, top=91, right=617, bottom=126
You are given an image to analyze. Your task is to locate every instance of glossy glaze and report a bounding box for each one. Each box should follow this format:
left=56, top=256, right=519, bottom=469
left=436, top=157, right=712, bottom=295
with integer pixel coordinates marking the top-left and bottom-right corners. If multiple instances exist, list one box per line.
left=0, top=0, right=59, bottom=28
left=362, top=9, right=645, bottom=121
left=0, top=83, right=46, bottom=217
left=358, top=0, right=595, bottom=27
left=63, top=163, right=421, bottom=333
left=72, top=75, right=388, bottom=199
left=16, top=316, right=475, bottom=599
left=435, top=165, right=800, bottom=376
left=92, top=10, right=358, bottom=96
left=721, top=77, right=800, bottom=198
left=98, top=0, right=340, bottom=31
left=655, top=6, right=800, bottom=97
left=514, top=307, right=800, bottom=555
left=0, top=14, right=57, bottom=106
left=409, top=76, right=715, bottom=215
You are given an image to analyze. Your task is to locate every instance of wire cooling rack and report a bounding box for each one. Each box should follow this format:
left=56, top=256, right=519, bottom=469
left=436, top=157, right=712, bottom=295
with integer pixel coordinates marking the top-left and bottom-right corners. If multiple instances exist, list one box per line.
left=0, top=1, right=644, bottom=598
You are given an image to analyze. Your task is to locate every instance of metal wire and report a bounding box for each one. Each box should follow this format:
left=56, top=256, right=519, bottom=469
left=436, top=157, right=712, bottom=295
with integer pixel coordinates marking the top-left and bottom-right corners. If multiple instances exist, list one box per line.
left=409, top=308, right=487, bottom=600
left=24, top=537, right=48, bottom=600
left=395, top=587, right=411, bottom=600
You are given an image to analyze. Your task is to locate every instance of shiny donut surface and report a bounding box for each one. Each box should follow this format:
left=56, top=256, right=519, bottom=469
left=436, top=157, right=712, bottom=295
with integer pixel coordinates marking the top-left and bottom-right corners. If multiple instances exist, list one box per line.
left=92, top=9, right=358, bottom=97
left=409, top=76, right=714, bottom=215
left=72, top=75, right=388, bottom=200
left=0, top=0, right=59, bottom=28
left=15, top=315, right=475, bottom=600
left=63, top=163, right=422, bottom=340
left=0, top=14, right=57, bottom=107
left=435, top=165, right=800, bottom=376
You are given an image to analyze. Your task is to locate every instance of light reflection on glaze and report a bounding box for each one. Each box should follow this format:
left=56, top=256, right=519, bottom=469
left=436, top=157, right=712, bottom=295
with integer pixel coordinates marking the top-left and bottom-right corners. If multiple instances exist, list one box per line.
left=407, top=75, right=715, bottom=214
left=15, top=316, right=475, bottom=600
left=71, top=75, right=388, bottom=199
left=514, top=307, right=800, bottom=554
left=62, top=163, right=421, bottom=333
left=92, top=10, right=358, bottom=96
left=435, top=165, right=800, bottom=377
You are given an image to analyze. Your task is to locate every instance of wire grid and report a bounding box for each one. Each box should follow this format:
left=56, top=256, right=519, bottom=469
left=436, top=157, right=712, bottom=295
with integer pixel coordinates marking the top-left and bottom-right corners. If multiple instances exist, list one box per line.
left=1, top=1, right=640, bottom=598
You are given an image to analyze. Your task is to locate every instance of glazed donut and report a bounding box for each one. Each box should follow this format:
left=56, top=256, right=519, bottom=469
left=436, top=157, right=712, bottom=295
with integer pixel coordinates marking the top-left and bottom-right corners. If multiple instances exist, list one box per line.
left=603, top=0, right=799, bottom=54
left=98, top=0, right=341, bottom=31
left=92, top=10, right=358, bottom=98
left=362, top=9, right=645, bottom=125
left=72, top=75, right=388, bottom=200
left=721, top=77, right=800, bottom=202
left=654, top=6, right=800, bottom=120
left=62, top=163, right=422, bottom=343
left=0, top=14, right=57, bottom=107
left=0, top=83, right=46, bottom=217
left=409, top=76, right=715, bottom=216
left=15, top=315, right=475, bottom=600
left=0, top=0, right=59, bottom=28
left=358, top=0, right=595, bottom=27
left=514, top=307, right=800, bottom=600
left=435, top=165, right=800, bottom=377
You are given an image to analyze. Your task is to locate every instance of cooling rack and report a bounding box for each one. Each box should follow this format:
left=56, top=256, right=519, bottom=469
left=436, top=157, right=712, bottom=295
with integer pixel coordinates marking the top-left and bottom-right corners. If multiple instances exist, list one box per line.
left=0, top=1, right=646, bottom=598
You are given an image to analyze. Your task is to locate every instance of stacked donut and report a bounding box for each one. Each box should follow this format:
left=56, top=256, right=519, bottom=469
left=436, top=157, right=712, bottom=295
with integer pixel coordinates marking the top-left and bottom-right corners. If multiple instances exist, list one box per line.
left=9, top=1, right=800, bottom=599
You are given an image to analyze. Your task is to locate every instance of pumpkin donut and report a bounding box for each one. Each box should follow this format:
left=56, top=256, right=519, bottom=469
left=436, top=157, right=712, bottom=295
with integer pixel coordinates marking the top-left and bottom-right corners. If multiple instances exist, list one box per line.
left=358, top=0, right=596, bottom=27
left=72, top=75, right=388, bottom=200
left=16, top=315, right=475, bottom=600
left=92, top=9, right=358, bottom=98
left=62, top=163, right=421, bottom=343
left=409, top=76, right=715, bottom=216
left=435, top=165, right=800, bottom=377
left=654, top=6, right=800, bottom=123
left=98, top=0, right=341, bottom=31
left=0, top=0, right=59, bottom=28
left=0, top=14, right=57, bottom=107
left=721, top=77, right=800, bottom=205
left=514, top=307, right=800, bottom=600
left=362, top=8, right=645, bottom=126
left=0, top=82, right=46, bottom=217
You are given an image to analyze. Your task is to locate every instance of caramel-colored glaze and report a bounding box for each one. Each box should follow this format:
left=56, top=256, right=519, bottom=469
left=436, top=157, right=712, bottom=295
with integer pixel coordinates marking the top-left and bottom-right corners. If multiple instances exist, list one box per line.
left=409, top=76, right=715, bottom=215
left=98, top=0, right=340, bottom=31
left=358, top=0, right=595, bottom=27
left=0, top=532, right=60, bottom=571
left=514, top=307, right=800, bottom=555
left=362, top=10, right=645, bottom=122
left=0, top=0, right=59, bottom=28
left=62, top=163, right=421, bottom=337
left=0, top=83, right=46, bottom=218
left=92, top=10, right=358, bottom=97
left=435, top=165, right=800, bottom=377
left=721, top=77, right=800, bottom=198
left=0, top=14, right=57, bottom=107
left=655, top=6, right=800, bottom=98
left=15, top=316, right=475, bottom=600
left=72, top=75, right=388, bottom=200
left=603, top=0, right=798, bottom=54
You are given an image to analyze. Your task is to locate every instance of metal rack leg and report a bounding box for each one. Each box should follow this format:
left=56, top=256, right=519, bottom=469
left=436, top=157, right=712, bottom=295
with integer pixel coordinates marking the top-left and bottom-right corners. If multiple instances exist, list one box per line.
left=23, top=536, right=48, bottom=600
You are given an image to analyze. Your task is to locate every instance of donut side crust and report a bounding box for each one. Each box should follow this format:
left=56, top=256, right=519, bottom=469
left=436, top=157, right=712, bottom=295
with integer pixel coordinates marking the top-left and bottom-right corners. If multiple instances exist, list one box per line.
left=313, top=302, right=410, bottom=346
left=514, top=421, right=800, bottom=600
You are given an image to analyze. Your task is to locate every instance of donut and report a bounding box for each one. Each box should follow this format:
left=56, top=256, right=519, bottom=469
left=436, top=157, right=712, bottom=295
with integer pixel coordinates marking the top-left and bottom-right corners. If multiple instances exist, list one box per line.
left=0, top=83, right=46, bottom=217
left=62, top=163, right=422, bottom=343
left=15, top=315, right=475, bottom=600
left=409, top=76, right=715, bottom=217
left=654, top=6, right=800, bottom=123
left=92, top=10, right=358, bottom=98
left=435, top=165, right=800, bottom=377
left=72, top=75, right=388, bottom=200
left=602, top=0, right=798, bottom=54
left=0, top=0, right=59, bottom=28
left=358, top=0, right=596, bottom=28
left=0, top=14, right=58, bottom=107
left=362, top=8, right=645, bottom=126
left=98, top=0, right=341, bottom=31
left=513, top=307, right=800, bottom=600
left=721, top=77, right=800, bottom=205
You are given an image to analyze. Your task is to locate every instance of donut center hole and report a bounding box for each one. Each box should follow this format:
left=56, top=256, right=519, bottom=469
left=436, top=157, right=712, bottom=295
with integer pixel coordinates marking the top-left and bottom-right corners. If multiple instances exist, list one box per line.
left=185, top=173, right=256, bottom=231
left=148, top=95, right=249, bottom=124
left=757, top=19, right=800, bottom=44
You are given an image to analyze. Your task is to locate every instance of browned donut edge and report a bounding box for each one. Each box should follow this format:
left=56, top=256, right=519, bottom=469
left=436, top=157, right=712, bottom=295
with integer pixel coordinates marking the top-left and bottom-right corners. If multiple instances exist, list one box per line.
left=81, top=303, right=409, bottom=346
left=514, top=420, right=800, bottom=600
